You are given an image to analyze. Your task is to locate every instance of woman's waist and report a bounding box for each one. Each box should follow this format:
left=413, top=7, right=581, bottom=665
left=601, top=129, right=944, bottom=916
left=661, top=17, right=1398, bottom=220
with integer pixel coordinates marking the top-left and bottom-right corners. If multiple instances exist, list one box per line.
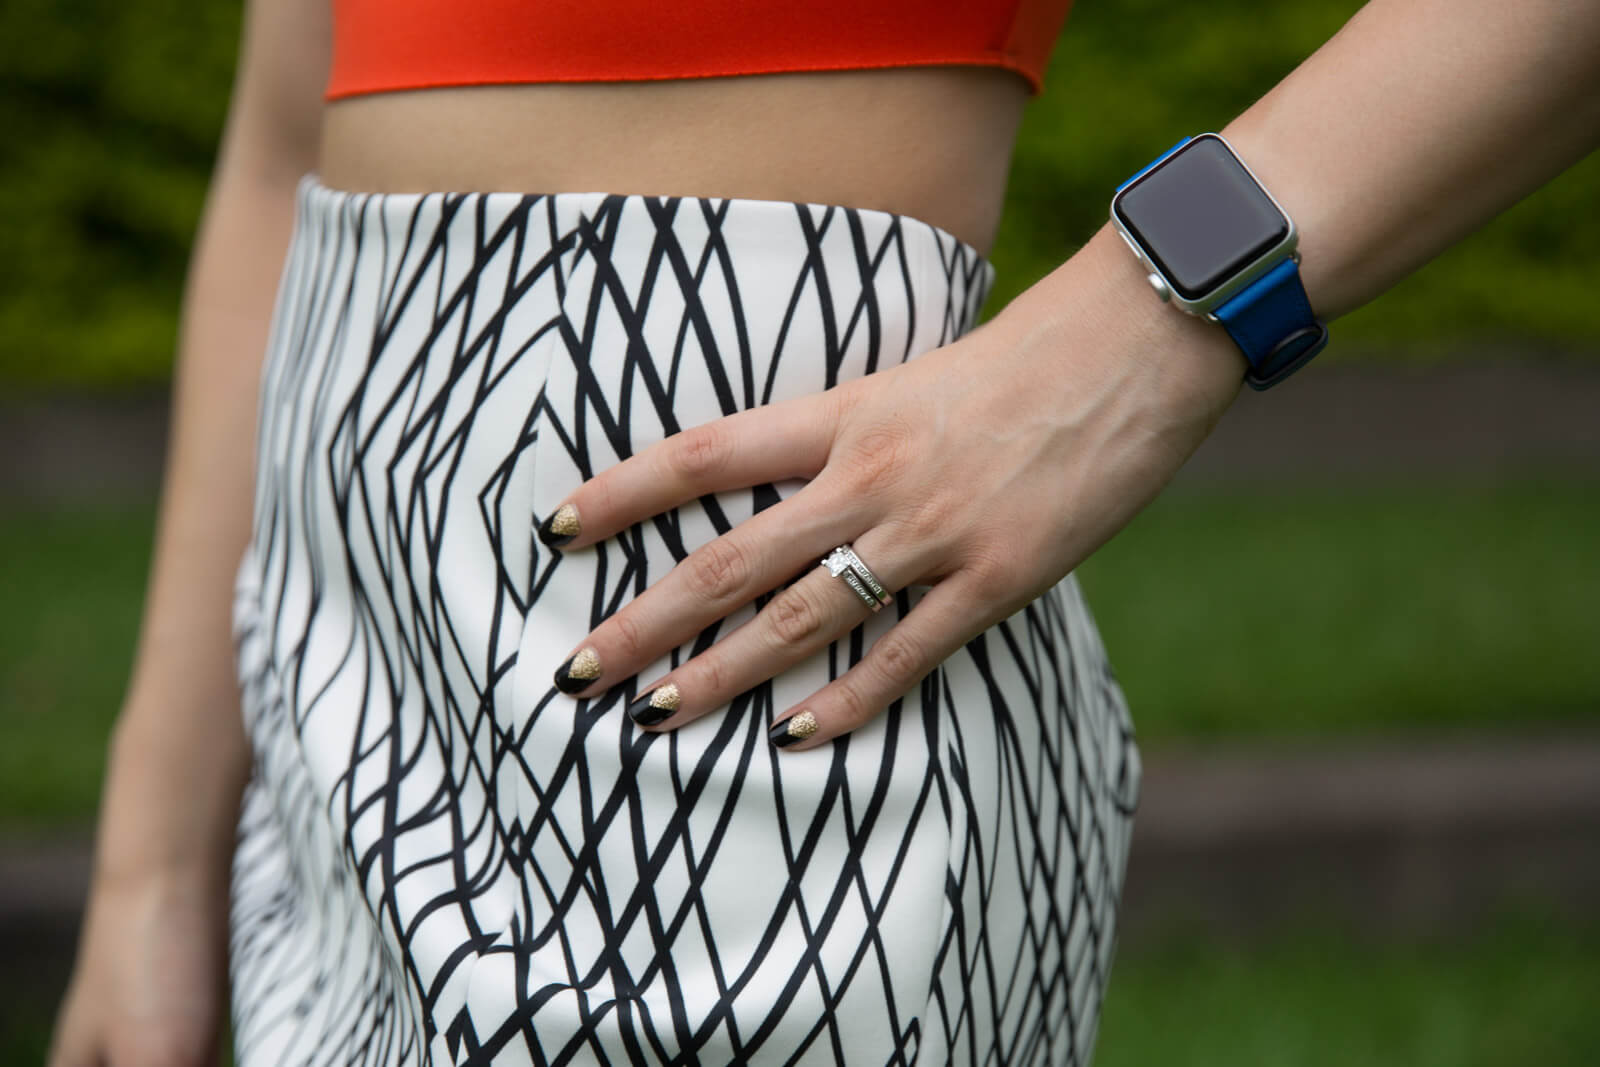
left=316, top=67, right=1028, bottom=256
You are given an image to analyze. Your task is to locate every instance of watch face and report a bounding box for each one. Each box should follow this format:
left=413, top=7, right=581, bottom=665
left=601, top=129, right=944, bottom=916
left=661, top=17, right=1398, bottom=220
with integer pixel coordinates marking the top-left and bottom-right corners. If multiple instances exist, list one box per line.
left=1113, top=135, right=1290, bottom=302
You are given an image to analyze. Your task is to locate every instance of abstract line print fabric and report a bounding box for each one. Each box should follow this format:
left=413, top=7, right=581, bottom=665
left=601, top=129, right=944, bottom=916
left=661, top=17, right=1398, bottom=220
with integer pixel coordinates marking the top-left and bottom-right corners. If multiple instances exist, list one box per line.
left=229, top=175, right=1142, bottom=1067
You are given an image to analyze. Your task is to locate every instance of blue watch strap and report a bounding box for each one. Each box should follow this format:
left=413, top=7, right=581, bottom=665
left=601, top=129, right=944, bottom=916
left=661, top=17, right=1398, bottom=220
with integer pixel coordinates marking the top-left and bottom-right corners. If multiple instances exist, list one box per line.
left=1212, top=257, right=1329, bottom=391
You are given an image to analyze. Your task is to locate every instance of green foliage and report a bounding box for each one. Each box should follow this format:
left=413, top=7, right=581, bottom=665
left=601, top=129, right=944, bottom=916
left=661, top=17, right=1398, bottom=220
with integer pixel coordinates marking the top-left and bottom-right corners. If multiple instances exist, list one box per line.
left=0, top=0, right=239, bottom=389
left=0, top=0, right=1596, bottom=388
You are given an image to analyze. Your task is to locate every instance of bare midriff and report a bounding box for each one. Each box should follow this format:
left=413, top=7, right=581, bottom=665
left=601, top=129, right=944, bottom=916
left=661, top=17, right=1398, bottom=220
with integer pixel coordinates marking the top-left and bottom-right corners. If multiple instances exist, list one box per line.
left=317, top=67, right=1031, bottom=256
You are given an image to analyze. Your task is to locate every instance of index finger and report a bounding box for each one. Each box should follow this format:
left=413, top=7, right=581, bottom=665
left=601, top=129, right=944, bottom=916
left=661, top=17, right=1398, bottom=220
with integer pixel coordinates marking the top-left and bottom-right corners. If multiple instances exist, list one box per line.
left=536, top=392, right=840, bottom=549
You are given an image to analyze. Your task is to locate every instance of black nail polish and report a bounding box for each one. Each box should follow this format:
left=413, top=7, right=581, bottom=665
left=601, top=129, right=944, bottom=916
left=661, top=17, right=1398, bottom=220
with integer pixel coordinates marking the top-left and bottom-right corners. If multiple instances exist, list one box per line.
left=537, top=503, right=581, bottom=548
left=769, top=711, right=819, bottom=748
left=553, top=647, right=601, bottom=694
left=627, top=684, right=680, bottom=726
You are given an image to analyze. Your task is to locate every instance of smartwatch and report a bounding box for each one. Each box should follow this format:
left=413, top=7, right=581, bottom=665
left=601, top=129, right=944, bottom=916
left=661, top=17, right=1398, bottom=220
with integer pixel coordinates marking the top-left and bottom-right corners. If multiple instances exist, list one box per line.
left=1111, top=133, right=1328, bottom=390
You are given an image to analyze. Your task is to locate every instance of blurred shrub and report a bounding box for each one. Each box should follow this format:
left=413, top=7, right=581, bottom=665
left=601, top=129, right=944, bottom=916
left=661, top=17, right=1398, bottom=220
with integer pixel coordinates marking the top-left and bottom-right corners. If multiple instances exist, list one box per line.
left=0, top=0, right=237, bottom=389
left=0, top=0, right=1595, bottom=389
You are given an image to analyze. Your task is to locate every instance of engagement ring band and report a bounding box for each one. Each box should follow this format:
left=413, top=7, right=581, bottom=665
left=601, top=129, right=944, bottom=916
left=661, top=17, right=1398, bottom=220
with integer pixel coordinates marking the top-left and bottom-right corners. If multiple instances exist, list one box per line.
left=821, top=544, right=893, bottom=612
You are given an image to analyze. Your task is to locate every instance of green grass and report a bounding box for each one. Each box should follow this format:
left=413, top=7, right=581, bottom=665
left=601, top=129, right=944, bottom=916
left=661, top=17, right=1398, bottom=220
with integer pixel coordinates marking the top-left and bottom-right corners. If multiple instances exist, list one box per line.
left=1077, top=478, right=1600, bottom=742
left=0, top=503, right=153, bottom=827
left=3, top=477, right=1598, bottom=826
left=1096, top=918, right=1600, bottom=1066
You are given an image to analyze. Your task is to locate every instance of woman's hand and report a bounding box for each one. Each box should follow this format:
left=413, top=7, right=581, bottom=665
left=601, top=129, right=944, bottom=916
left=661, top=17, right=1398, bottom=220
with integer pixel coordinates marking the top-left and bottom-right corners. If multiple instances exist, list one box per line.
left=50, top=704, right=246, bottom=1067
left=543, top=229, right=1245, bottom=748
left=49, top=862, right=230, bottom=1067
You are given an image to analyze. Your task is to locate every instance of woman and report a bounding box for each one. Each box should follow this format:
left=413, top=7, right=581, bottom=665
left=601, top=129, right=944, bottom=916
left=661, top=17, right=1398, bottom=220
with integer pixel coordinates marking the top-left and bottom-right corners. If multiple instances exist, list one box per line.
left=50, top=0, right=1600, bottom=1064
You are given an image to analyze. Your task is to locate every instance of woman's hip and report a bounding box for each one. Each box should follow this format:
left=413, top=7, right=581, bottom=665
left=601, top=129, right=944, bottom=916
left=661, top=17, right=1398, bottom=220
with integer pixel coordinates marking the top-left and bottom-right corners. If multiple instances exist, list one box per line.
left=229, top=173, right=1137, bottom=1063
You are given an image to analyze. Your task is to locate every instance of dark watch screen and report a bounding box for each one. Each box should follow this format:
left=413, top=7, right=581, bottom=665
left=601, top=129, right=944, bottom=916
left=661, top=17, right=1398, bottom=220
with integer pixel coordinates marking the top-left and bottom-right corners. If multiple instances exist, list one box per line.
left=1114, top=135, right=1289, bottom=301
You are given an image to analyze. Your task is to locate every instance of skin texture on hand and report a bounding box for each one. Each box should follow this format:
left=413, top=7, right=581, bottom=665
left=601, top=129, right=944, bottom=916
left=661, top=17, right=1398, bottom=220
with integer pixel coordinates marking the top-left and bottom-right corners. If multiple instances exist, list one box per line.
left=49, top=866, right=231, bottom=1067
left=542, top=228, right=1244, bottom=748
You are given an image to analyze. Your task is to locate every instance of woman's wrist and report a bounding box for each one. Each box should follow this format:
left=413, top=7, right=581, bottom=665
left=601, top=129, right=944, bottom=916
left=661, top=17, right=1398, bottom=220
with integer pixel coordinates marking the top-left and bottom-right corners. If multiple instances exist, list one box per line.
left=997, top=223, right=1246, bottom=431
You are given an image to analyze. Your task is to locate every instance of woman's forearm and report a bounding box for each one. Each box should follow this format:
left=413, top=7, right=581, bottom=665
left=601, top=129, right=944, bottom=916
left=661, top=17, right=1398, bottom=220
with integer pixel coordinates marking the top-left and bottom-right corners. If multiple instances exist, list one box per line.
left=96, top=164, right=303, bottom=884
left=1005, top=0, right=1599, bottom=426
left=1224, top=0, right=1600, bottom=321
left=94, top=46, right=322, bottom=882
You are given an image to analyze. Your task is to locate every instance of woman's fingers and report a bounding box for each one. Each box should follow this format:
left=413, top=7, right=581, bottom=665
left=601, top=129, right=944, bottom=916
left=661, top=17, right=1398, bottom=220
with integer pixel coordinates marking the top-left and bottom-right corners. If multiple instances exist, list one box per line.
left=537, top=367, right=1007, bottom=748
left=552, top=478, right=865, bottom=696
left=618, top=565, right=873, bottom=729
left=768, top=572, right=983, bottom=750
left=614, top=531, right=931, bottom=733
left=537, top=394, right=841, bottom=550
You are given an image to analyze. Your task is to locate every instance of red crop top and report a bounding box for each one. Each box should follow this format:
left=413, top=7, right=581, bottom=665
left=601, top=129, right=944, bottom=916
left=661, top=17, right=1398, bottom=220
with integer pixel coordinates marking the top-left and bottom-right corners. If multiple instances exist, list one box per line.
left=326, top=0, right=1075, bottom=101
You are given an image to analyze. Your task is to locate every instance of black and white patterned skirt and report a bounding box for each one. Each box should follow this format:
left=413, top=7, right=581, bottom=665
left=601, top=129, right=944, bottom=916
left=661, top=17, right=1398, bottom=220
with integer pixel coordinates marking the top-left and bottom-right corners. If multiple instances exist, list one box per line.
left=228, top=175, right=1141, bottom=1066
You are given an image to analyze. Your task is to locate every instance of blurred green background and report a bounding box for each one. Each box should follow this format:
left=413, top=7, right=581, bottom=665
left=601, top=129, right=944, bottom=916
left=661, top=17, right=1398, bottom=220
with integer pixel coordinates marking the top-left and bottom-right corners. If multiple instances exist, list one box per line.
left=2, top=0, right=1597, bottom=1062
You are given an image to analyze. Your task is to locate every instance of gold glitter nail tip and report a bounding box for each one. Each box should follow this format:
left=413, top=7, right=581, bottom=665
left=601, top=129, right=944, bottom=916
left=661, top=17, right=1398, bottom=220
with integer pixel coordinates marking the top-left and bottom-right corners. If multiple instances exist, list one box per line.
left=770, top=710, right=819, bottom=747
left=554, top=647, right=601, bottom=692
left=628, top=683, right=680, bottom=725
left=538, top=503, right=581, bottom=546
left=569, top=647, right=601, bottom=679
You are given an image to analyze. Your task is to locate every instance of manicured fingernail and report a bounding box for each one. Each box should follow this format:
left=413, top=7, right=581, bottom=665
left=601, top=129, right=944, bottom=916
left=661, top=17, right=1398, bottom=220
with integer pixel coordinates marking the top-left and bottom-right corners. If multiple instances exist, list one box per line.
left=553, top=647, right=601, bottom=693
left=627, top=683, right=680, bottom=726
left=769, top=710, right=818, bottom=748
left=537, top=503, right=581, bottom=548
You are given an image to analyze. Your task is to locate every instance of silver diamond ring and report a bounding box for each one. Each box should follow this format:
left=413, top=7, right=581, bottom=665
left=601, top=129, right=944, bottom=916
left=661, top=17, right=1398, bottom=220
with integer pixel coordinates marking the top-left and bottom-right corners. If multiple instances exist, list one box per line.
left=821, top=544, right=893, bottom=612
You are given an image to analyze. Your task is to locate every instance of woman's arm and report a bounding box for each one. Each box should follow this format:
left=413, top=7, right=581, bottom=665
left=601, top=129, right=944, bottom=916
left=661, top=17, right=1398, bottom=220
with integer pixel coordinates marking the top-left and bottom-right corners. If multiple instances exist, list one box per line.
left=526, top=0, right=1599, bottom=746
left=50, top=0, right=327, bottom=1061
left=994, top=0, right=1600, bottom=468
left=1021, top=0, right=1600, bottom=379
left=1231, top=0, right=1600, bottom=321
left=98, top=0, right=327, bottom=890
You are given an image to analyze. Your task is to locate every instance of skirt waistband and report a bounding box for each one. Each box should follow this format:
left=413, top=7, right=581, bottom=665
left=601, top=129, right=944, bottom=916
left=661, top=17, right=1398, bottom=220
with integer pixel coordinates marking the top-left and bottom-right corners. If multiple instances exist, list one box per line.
left=295, top=171, right=995, bottom=302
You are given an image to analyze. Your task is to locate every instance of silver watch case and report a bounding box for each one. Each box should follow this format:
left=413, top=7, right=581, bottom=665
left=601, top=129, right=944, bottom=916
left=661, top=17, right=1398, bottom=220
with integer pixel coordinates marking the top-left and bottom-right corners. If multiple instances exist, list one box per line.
left=1110, top=132, right=1299, bottom=322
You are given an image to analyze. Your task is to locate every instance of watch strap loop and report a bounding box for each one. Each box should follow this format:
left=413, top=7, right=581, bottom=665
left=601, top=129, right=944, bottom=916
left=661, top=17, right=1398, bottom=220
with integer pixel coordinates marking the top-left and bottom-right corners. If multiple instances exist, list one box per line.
left=1243, top=323, right=1328, bottom=390
left=1213, top=257, right=1329, bottom=390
